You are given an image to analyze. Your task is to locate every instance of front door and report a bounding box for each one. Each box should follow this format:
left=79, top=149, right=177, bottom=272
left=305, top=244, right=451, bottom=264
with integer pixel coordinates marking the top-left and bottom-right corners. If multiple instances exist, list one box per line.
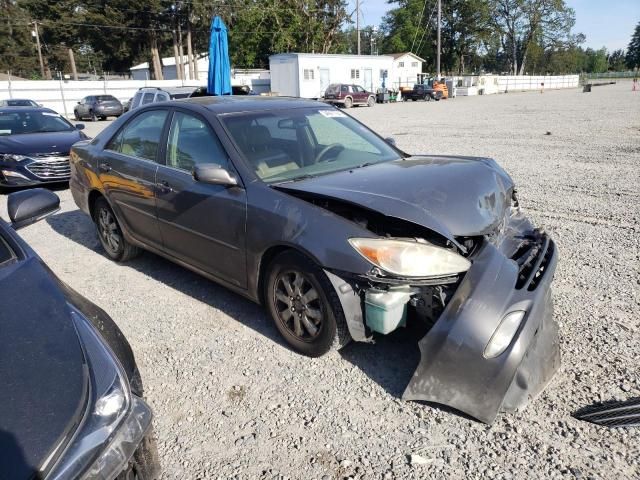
left=364, top=69, right=373, bottom=93
left=154, top=109, right=247, bottom=289
left=319, top=69, right=330, bottom=97
left=100, top=108, right=168, bottom=249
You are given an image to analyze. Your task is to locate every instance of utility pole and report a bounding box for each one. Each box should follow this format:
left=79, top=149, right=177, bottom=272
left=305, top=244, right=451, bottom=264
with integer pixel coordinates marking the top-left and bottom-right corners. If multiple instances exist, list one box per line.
left=356, top=0, right=360, bottom=55
left=436, top=0, right=441, bottom=79
left=32, top=21, right=45, bottom=79
left=68, top=48, right=78, bottom=80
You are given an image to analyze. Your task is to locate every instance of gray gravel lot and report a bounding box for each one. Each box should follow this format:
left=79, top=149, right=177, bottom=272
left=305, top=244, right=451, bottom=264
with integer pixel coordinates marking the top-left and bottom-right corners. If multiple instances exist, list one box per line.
left=3, top=83, right=639, bottom=479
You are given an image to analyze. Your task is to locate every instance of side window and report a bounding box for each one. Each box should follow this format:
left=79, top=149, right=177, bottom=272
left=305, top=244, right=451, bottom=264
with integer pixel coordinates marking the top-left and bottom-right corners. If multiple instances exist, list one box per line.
left=115, top=110, right=168, bottom=161
left=165, top=112, right=227, bottom=171
left=341, top=85, right=348, bottom=93
left=155, top=92, right=170, bottom=102
left=141, top=92, right=155, bottom=105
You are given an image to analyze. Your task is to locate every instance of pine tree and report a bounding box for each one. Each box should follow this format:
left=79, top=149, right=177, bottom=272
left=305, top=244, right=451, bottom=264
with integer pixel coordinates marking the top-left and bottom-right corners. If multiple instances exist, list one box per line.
left=626, top=21, right=640, bottom=70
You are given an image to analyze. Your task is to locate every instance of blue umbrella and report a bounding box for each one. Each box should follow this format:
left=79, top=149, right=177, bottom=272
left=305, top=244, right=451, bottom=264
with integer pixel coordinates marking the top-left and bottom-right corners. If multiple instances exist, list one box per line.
left=207, top=16, right=231, bottom=95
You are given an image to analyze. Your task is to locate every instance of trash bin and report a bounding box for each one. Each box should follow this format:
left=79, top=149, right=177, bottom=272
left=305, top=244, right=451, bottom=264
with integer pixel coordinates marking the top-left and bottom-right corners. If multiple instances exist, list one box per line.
left=376, top=92, right=389, bottom=103
left=583, top=84, right=592, bottom=93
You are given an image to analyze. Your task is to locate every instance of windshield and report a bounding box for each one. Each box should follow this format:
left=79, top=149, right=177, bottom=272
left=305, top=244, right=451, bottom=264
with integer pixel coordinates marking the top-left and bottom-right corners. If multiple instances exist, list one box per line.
left=0, top=110, right=75, bottom=135
left=222, top=107, right=401, bottom=183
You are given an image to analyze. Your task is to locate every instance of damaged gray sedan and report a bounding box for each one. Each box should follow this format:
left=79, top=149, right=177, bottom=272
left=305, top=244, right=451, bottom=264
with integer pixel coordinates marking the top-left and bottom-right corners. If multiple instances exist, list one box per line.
left=69, top=96, right=560, bottom=424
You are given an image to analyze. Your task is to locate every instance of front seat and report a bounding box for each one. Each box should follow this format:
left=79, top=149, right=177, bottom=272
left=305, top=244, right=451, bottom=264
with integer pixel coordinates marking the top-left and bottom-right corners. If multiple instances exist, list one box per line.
left=245, top=125, right=299, bottom=178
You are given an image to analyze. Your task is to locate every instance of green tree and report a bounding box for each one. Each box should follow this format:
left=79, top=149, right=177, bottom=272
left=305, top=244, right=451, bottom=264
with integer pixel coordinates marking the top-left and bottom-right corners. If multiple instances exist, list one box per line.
left=626, top=21, right=640, bottom=70
left=607, top=49, right=626, bottom=71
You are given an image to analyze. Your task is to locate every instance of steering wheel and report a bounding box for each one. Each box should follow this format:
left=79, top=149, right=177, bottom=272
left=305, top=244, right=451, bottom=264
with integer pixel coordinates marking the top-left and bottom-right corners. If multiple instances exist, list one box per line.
left=315, top=143, right=345, bottom=163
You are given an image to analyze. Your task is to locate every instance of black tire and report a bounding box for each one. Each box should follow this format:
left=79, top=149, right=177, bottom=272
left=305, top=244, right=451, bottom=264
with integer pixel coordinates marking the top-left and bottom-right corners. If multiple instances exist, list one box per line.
left=265, top=250, right=351, bottom=357
left=74, top=110, right=81, bottom=121
left=411, top=98, right=416, bottom=101
left=99, top=116, right=107, bottom=121
left=116, top=429, right=160, bottom=479
left=343, top=97, right=353, bottom=108
left=367, top=96, right=375, bottom=107
left=93, top=197, right=141, bottom=262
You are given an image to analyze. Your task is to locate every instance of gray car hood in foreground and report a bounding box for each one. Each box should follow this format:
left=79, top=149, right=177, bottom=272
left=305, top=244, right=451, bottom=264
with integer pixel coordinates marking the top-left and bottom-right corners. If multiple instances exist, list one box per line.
left=276, top=155, right=515, bottom=241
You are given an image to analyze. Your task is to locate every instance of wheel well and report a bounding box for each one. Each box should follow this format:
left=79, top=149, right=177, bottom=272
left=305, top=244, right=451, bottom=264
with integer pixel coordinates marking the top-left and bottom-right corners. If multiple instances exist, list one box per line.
left=88, top=190, right=104, bottom=218
left=257, top=245, right=319, bottom=305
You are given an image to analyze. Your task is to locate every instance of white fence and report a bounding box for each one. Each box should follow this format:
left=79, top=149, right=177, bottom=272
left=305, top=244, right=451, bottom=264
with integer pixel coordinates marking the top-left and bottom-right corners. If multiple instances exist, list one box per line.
left=497, top=75, right=579, bottom=92
left=0, top=77, right=271, bottom=118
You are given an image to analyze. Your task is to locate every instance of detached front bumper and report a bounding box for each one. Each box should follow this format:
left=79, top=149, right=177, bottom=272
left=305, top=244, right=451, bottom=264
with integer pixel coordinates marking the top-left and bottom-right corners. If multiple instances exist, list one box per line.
left=402, top=237, right=560, bottom=424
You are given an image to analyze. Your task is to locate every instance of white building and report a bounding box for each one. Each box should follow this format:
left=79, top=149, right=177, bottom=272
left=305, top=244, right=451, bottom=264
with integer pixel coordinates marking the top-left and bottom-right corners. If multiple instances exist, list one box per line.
left=129, top=55, right=271, bottom=93
left=389, top=52, right=425, bottom=89
left=269, top=52, right=425, bottom=98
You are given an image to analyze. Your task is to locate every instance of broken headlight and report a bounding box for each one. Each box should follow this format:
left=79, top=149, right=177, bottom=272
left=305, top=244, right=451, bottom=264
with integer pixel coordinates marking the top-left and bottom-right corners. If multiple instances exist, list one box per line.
left=45, top=307, right=152, bottom=480
left=349, top=238, right=471, bottom=277
left=0, top=154, right=29, bottom=162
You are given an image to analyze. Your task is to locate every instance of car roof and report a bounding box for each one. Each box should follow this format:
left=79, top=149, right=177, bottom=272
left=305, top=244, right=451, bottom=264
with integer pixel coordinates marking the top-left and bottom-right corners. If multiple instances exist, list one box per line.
left=174, top=95, right=327, bottom=114
left=0, top=106, right=58, bottom=114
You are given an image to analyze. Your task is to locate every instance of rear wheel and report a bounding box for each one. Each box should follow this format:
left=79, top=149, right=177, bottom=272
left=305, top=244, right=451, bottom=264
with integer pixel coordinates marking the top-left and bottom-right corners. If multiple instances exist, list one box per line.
left=265, top=251, right=350, bottom=357
left=99, top=116, right=107, bottom=121
left=367, top=96, right=375, bottom=107
left=93, top=197, right=141, bottom=262
left=343, top=97, right=353, bottom=108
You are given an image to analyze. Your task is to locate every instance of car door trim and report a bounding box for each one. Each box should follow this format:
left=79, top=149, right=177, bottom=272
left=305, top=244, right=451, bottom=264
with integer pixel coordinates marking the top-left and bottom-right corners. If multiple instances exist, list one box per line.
left=155, top=216, right=241, bottom=251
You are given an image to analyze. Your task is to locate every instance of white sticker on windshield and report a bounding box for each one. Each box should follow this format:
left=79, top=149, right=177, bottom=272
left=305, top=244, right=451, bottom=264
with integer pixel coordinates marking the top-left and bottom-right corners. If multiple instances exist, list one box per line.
left=319, top=109, right=346, bottom=118
left=42, top=112, right=60, bottom=117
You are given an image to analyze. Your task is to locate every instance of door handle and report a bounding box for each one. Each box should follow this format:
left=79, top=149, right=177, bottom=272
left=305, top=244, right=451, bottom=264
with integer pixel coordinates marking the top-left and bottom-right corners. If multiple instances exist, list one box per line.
left=98, top=162, right=111, bottom=173
left=156, top=180, right=173, bottom=194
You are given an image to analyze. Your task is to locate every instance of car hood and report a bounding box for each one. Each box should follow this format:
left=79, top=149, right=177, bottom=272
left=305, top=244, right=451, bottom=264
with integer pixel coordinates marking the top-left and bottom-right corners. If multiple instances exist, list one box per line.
left=0, top=130, right=85, bottom=155
left=0, top=257, right=87, bottom=479
left=276, top=155, right=515, bottom=240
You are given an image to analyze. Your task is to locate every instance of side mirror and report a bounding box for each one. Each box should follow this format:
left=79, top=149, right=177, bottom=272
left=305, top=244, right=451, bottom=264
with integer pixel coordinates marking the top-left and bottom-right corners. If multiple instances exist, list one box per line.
left=8, top=188, right=60, bottom=230
left=385, top=137, right=397, bottom=146
left=75, top=123, right=85, bottom=130
left=77, top=101, right=81, bottom=105
left=193, top=164, right=239, bottom=187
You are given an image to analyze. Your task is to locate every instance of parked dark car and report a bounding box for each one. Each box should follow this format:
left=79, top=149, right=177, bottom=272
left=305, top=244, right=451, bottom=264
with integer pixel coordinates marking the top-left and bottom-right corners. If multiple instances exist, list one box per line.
left=324, top=83, right=376, bottom=108
left=404, top=84, right=441, bottom=101
left=69, top=97, right=559, bottom=424
left=0, top=188, right=159, bottom=479
left=0, top=98, right=40, bottom=107
left=0, top=107, right=87, bottom=188
left=74, top=95, right=123, bottom=121
left=123, top=97, right=133, bottom=113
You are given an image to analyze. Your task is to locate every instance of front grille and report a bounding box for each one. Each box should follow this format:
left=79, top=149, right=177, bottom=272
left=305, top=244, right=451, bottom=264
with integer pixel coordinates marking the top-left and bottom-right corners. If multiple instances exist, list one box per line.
left=512, top=231, right=553, bottom=291
left=26, top=155, right=71, bottom=180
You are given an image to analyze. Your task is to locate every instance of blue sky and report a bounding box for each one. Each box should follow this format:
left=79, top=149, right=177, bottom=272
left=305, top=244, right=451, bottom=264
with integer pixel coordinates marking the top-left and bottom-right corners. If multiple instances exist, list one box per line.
left=354, top=0, right=640, bottom=51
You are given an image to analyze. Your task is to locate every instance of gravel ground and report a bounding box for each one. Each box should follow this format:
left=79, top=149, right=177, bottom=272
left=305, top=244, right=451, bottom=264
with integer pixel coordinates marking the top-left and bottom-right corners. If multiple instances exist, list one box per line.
left=2, top=82, right=639, bottom=479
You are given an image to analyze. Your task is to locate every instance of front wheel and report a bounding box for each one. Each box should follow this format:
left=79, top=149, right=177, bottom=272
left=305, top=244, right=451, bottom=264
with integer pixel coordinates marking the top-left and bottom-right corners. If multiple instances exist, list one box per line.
left=367, top=96, right=375, bottom=107
left=93, top=197, right=141, bottom=262
left=265, top=251, right=351, bottom=357
left=74, top=110, right=81, bottom=121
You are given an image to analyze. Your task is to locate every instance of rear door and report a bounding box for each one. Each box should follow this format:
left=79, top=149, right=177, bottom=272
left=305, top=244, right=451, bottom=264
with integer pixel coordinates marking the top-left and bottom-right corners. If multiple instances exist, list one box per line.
left=99, top=108, right=168, bottom=249
left=154, top=109, right=247, bottom=288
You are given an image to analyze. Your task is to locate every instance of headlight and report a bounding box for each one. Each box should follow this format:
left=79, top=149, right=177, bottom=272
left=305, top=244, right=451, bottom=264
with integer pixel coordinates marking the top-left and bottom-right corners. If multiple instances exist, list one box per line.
left=0, top=154, right=29, bottom=162
left=483, top=310, right=526, bottom=358
left=349, top=237, right=471, bottom=277
left=45, top=307, right=152, bottom=480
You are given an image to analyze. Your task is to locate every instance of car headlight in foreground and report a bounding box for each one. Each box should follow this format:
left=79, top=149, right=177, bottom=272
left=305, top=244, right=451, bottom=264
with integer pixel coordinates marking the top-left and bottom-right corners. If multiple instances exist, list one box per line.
left=0, top=154, right=29, bottom=162
left=348, top=237, right=471, bottom=277
left=45, top=307, right=152, bottom=480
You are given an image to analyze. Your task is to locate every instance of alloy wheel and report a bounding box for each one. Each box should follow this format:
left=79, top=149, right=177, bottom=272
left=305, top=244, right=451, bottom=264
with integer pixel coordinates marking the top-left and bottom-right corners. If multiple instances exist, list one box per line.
left=273, top=270, right=324, bottom=341
left=98, top=207, right=121, bottom=254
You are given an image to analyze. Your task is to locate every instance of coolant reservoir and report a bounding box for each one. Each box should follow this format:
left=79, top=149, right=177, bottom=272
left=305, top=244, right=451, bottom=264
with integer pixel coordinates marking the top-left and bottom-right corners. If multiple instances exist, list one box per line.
left=365, top=289, right=414, bottom=335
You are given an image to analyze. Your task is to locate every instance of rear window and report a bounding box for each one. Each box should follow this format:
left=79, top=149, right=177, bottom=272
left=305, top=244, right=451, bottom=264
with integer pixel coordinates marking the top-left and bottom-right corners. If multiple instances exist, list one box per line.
left=96, top=95, right=117, bottom=102
left=141, top=92, right=155, bottom=105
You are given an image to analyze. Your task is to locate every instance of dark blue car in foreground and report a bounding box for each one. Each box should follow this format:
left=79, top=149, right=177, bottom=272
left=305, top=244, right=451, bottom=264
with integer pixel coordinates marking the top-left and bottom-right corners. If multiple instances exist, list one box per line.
left=0, top=107, right=87, bottom=188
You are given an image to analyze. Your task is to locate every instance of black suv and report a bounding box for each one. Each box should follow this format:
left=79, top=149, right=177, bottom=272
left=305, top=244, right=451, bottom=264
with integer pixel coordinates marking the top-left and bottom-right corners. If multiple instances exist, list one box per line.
left=0, top=189, right=159, bottom=479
